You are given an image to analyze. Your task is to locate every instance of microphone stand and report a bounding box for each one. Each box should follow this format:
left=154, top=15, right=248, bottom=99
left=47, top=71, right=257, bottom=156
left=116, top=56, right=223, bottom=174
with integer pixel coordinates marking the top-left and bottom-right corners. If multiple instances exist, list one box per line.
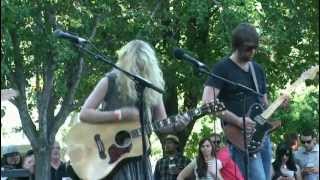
left=74, top=42, right=164, bottom=180
left=192, top=63, right=263, bottom=180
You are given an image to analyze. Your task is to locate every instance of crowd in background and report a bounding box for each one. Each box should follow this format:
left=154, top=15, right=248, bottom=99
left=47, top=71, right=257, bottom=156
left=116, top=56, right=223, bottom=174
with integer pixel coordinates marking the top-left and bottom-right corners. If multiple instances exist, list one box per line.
left=1, top=127, right=319, bottom=180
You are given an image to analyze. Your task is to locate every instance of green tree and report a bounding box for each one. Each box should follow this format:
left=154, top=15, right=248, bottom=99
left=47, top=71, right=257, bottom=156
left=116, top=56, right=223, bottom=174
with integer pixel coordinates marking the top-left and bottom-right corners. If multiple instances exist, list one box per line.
left=2, top=0, right=318, bottom=178
left=1, top=1, right=107, bottom=178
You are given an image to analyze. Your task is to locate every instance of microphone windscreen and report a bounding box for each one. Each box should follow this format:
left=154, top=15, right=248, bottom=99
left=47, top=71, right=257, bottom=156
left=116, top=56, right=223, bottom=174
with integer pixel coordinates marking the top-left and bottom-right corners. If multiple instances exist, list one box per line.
left=173, top=48, right=185, bottom=59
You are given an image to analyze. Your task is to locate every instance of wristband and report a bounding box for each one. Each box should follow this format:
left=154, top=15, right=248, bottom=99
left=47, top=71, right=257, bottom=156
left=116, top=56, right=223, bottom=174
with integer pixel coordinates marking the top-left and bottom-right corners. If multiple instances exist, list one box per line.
left=114, top=109, right=122, bottom=121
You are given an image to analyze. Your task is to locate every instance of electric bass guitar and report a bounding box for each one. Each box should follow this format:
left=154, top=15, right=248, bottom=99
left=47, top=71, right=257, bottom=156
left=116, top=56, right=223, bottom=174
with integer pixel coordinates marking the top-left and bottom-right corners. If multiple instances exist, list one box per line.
left=65, top=100, right=225, bottom=180
left=224, top=65, right=319, bottom=153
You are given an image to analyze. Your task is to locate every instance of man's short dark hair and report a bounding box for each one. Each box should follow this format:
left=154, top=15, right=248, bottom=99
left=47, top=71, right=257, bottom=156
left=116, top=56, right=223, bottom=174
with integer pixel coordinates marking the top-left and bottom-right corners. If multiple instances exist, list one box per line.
left=301, top=127, right=316, bottom=138
left=231, top=23, right=259, bottom=51
left=25, top=149, right=34, bottom=157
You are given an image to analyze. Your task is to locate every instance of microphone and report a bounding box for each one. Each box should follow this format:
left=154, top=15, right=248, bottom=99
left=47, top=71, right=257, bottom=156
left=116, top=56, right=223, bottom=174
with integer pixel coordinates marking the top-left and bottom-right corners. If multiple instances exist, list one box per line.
left=53, top=29, right=88, bottom=43
left=173, top=48, right=208, bottom=69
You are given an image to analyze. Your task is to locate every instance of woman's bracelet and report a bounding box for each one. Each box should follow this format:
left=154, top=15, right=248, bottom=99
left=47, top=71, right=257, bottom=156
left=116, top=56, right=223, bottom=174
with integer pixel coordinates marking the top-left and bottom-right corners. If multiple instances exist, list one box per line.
left=114, top=109, right=122, bottom=121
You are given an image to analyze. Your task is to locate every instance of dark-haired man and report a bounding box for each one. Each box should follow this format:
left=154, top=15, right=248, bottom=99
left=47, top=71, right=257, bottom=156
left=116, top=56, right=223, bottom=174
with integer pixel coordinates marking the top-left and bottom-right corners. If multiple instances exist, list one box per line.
left=294, top=129, right=319, bottom=180
left=154, top=135, right=190, bottom=180
left=202, top=23, right=287, bottom=180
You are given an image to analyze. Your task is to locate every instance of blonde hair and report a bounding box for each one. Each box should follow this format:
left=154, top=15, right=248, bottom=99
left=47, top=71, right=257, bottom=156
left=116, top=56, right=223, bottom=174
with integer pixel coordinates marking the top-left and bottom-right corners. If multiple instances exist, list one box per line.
left=115, top=40, right=164, bottom=107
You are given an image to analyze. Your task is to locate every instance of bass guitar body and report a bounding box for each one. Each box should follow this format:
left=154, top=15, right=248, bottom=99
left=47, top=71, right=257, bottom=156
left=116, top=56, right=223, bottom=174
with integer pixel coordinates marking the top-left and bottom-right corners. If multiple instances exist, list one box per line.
left=224, top=103, right=279, bottom=153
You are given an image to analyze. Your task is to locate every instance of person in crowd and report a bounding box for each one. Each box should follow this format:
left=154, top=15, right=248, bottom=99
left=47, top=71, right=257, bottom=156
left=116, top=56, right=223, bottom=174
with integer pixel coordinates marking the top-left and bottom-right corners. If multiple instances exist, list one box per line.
left=50, top=142, right=70, bottom=180
left=1, top=145, right=22, bottom=169
left=294, top=128, right=319, bottom=180
left=79, top=39, right=188, bottom=179
left=210, top=133, right=244, bottom=180
left=284, top=133, right=300, bottom=152
left=154, top=134, right=191, bottom=180
left=65, top=160, right=80, bottom=180
left=20, top=149, right=35, bottom=180
left=272, top=143, right=301, bottom=180
left=177, top=137, right=223, bottom=180
left=202, top=22, right=289, bottom=180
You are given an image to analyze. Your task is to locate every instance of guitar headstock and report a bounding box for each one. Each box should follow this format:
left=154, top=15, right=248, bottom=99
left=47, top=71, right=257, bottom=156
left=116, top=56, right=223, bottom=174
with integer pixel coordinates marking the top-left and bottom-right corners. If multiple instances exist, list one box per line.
left=205, top=99, right=226, bottom=113
left=300, top=65, right=319, bottom=81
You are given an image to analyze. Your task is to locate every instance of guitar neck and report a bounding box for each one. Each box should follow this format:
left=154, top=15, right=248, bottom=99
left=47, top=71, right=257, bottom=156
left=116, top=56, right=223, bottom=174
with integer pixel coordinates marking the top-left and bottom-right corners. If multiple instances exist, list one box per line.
left=153, top=106, right=207, bottom=131
left=129, top=103, right=218, bottom=139
left=261, top=77, right=304, bottom=119
left=262, top=65, right=319, bottom=119
left=152, top=105, right=209, bottom=132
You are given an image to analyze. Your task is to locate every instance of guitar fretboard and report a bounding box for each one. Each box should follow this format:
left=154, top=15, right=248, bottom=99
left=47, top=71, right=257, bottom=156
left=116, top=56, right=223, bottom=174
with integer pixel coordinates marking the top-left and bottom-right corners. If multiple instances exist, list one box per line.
left=261, top=65, right=319, bottom=119
left=129, top=102, right=224, bottom=138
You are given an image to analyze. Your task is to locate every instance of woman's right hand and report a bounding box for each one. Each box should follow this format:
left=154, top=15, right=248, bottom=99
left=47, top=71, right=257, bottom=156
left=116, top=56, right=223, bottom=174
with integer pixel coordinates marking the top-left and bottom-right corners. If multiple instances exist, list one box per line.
left=120, top=107, right=140, bottom=121
left=238, top=116, right=256, bottom=134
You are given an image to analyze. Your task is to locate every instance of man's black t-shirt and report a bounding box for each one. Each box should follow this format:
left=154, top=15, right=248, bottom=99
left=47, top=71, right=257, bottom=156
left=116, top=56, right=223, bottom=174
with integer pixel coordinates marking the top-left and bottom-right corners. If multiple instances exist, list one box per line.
left=205, top=57, right=267, bottom=117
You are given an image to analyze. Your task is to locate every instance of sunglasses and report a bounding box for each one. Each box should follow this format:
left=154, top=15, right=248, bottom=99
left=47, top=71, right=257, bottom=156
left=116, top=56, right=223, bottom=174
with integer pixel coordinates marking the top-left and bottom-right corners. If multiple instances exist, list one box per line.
left=211, top=140, right=221, bottom=144
left=244, top=45, right=258, bottom=52
left=301, top=140, right=312, bottom=144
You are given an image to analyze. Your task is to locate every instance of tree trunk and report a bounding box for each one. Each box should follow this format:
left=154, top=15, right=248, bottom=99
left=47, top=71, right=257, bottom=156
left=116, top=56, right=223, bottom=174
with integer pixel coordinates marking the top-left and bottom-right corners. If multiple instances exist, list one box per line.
left=34, top=144, right=51, bottom=180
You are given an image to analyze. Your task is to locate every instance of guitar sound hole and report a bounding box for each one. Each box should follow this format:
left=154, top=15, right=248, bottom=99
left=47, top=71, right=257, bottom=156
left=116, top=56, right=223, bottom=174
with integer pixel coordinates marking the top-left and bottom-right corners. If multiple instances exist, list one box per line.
left=115, top=131, right=132, bottom=147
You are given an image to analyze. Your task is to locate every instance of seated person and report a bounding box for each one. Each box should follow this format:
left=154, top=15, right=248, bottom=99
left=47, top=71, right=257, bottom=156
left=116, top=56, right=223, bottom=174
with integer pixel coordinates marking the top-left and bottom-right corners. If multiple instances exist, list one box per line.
left=272, top=143, right=301, bottom=180
left=177, top=137, right=224, bottom=180
left=210, top=133, right=243, bottom=180
left=1, top=145, right=22, bottom=169
left=50, top=142, right=69, bottom=180
left=294, top=128, right=319, bottom=180
left=154, top=135, right=190, bottom=180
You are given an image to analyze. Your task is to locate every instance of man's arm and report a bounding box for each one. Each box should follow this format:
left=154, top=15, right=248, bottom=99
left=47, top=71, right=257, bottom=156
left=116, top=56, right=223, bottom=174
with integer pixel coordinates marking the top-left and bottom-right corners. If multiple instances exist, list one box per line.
left=202, top=86, right=256, bottom=129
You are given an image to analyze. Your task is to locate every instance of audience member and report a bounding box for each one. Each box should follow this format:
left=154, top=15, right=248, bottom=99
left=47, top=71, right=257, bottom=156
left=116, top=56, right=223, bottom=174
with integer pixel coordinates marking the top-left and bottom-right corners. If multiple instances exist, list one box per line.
left=294, top=128, right=319, bottom=180
left=154, top=135, right=191, bottom=180
left=17, top=149, right=35, bottom=180
left=50, top=142, right=69, bottom=180
left=177, top=137, right=224, bottom=180
left=284, top=133, right=300, bottom=152
left=210, top=133, right=244, bottom=180
left=1, top=145, right=22, bottom=169
left=272, top=143, right=301, bottom=180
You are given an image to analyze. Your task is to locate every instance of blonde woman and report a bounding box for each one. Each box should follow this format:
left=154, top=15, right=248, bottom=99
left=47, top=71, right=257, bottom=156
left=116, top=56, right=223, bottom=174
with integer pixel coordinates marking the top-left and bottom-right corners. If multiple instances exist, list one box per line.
left=177, top=137, right=224, bottom=180
left=79, top=40, right=185, bottom=179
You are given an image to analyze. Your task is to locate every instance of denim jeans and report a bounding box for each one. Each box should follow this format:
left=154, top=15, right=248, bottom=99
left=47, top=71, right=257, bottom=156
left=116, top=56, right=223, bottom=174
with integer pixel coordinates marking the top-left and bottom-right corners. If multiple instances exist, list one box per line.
left=229, top=135, right=272, bottom=180
left=260, top=136, right=272, bottom=180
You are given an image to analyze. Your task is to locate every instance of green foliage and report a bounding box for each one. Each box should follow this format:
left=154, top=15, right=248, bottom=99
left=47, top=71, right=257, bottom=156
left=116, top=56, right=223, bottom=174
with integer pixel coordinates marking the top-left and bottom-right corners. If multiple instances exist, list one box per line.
left=271, top=87, right=319, bottom=144
left=1, top=0, right=318, bottom=177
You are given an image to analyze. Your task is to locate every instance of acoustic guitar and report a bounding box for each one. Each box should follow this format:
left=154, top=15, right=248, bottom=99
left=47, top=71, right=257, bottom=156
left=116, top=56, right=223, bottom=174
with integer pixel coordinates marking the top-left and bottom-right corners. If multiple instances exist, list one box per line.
left=65, top=100, right=225, bottom=179
left=224, top=65, right=319, bottom=153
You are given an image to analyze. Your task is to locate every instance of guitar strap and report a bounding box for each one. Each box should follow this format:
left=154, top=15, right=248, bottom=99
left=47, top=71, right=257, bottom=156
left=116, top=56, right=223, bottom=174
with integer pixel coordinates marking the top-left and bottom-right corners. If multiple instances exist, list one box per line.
left=249, top=61, right=260, bottom=94
left=249, top=61, right=267, bottom=108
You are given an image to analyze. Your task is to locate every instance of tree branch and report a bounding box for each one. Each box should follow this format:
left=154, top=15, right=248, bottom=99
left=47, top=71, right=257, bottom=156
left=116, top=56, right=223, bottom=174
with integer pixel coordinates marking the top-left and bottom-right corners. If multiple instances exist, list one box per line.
left=51, top=15, right=101, bottom=138
left=38, top=3, right=57, bottom=144
left=8, top=28, right=39, bottom=148
left=51, top=57, right=84, bottom=138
